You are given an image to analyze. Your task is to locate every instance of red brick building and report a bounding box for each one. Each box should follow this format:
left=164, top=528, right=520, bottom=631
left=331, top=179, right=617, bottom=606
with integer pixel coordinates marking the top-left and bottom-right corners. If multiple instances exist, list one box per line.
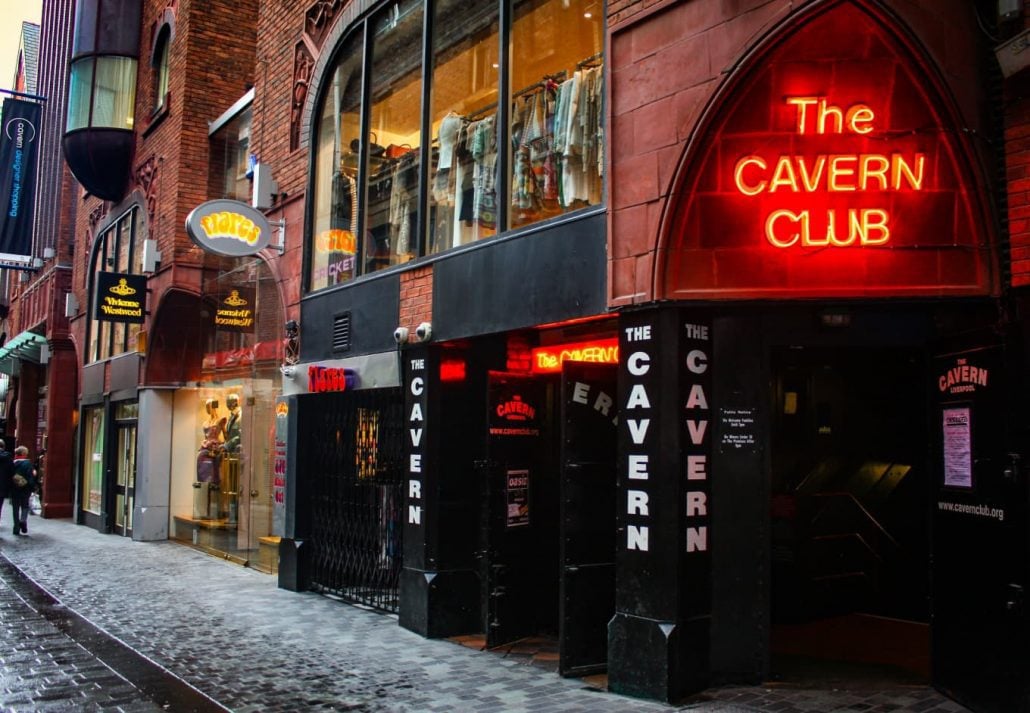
left=36, top=0, right=1030, bottom=710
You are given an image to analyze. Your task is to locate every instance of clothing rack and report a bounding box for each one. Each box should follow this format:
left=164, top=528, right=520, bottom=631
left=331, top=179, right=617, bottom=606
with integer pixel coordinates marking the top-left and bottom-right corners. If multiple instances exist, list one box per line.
left=577, top=53, right=603, bottom=69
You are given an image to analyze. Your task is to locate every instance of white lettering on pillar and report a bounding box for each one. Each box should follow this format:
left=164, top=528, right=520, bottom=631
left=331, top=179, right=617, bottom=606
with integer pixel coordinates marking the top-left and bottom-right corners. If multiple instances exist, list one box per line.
left=683, top=322, right=710, bottom=554
left=624, top=325, right=654, bottom=552
left=407, top=358, right=425, bottom=526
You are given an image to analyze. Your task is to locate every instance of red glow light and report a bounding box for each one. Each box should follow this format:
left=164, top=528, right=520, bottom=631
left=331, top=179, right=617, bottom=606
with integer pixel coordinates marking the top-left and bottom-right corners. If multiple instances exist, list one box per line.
left=531, top=338, right=619, bottom=373
left=440, top=359, right=467, bottom=382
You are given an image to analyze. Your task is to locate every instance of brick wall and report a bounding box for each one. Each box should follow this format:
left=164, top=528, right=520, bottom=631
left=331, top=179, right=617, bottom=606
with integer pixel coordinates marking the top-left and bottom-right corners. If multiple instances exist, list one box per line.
left=398, top=266, right=433, bottom=342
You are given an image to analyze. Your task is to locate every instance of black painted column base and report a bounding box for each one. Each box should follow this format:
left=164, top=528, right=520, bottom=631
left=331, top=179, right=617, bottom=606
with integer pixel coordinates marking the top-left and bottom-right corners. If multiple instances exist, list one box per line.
left=278, top=538, right=309, bottom=592
left=608, top=612, right=710, bottom=703
left=399, top=567, right=480, bottom=638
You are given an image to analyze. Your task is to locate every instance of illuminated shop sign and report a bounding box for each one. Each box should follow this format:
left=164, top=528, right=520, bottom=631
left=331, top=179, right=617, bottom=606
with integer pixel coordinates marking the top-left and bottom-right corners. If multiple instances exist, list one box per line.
left=530, top=338, right=618, bottom=373
left=185, top=199, right=272, bottom=256
left=663, top=2, right=991, bottom=298
left=214, top=288, right=255, bottom=333
left=94, top=272, right=146, bottom=324
left=307, top=365, right=357, bottom=393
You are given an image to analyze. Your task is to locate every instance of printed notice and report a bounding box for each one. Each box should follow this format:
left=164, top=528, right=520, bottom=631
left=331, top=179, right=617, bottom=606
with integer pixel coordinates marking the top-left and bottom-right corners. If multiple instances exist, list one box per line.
left=719, top=407, right=757, bottom=452
left=942, top=407, right=972, bottom=488
left=506, top=469, right=529, bottom=527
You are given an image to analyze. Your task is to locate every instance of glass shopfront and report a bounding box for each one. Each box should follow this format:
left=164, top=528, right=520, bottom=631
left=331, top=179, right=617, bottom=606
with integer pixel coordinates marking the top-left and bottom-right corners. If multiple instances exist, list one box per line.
left=308, top=0, right=604, bottom=292
left=165, top=257, right=283, bottom=573
left=169, top=379, right=278, bottom=571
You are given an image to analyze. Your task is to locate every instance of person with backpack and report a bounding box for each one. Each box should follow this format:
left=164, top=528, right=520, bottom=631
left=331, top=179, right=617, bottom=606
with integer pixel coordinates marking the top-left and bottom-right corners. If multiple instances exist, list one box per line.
left=10, top=446, right=36, bottom=535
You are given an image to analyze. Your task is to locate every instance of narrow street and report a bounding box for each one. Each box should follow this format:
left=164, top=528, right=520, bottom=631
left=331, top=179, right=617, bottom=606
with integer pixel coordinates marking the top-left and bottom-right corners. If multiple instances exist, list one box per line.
left=0, top=517, right=968, bottom=712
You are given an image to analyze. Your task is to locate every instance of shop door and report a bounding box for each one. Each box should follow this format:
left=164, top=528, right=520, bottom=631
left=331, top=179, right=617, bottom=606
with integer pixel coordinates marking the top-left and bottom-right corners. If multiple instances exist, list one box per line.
left=558, top=362, right=616, bottom=677
left=113, top=421, right=137, bottom=536
left=483, top=372, right=549, bottom=648
left=931, top=345, right=1030, bottom=712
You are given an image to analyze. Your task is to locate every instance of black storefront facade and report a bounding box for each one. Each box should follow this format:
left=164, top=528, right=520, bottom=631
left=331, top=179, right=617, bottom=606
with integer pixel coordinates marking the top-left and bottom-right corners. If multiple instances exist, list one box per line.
left=600, top=1, right=1029, bottom=711
left=275, top=0, right=1029, bottom=711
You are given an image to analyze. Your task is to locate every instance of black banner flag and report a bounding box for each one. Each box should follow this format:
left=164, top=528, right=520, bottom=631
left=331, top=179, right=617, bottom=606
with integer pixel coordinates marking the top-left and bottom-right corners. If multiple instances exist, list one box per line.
left=0, top=98, right=42, bottom=265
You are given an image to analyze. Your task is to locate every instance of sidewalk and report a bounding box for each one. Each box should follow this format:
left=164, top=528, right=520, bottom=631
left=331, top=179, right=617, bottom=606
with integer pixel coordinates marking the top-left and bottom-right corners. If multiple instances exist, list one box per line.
left=0, top=517, right=969, bottom=712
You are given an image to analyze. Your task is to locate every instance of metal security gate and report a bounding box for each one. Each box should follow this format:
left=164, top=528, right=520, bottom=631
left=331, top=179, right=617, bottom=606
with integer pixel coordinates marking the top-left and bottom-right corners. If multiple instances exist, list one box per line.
left=305, top=389, right=405, bottom=612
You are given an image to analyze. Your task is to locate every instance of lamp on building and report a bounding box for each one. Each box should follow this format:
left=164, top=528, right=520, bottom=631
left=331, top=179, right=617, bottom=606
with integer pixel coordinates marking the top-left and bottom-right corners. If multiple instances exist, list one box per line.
left=42, top=247, right=55, bottom=259
left=65, top=293, right=79, bottom=318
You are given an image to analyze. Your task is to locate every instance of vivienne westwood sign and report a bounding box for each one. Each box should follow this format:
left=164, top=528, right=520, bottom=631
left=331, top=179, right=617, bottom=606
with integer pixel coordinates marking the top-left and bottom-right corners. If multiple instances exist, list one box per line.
left=185, top=199, right=273, bottom=257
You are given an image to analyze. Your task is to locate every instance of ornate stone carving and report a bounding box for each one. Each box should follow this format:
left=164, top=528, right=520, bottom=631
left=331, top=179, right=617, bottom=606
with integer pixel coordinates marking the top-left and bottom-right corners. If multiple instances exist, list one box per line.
left=87, top=204, right=107, bottom=246
left=305, top=0, right=346, bottom=50
left=291, top=43, right=315, bottom=152
left=135, top=156, right=160, bottom=230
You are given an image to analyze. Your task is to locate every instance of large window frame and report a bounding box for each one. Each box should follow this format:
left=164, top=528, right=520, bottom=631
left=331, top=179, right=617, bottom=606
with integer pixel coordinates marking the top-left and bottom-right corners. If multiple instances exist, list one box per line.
left=86, top=206, right=144, bottom=363
left=306, top=0, right=605, bottom=294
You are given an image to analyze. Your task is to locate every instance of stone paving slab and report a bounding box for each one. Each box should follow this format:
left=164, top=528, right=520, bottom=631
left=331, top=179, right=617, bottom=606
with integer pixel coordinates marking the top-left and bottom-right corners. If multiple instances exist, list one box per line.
left=0, top=518, right=971, bottom=712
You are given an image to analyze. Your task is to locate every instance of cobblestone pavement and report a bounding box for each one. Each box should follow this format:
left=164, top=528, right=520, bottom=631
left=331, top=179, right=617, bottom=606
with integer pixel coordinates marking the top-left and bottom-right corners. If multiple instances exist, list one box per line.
left=0, top=517, right=970, bottom=712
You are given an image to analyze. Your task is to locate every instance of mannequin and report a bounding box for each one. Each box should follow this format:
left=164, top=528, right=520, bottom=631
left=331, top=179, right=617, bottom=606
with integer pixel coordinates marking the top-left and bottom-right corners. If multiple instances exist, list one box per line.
left=224, top=393, right=242, bottom=455
left=196, top=399, right=226, bottom=485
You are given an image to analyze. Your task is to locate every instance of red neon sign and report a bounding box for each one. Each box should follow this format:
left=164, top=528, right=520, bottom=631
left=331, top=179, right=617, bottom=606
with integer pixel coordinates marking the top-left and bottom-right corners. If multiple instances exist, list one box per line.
left=661, top=2, right=991, bottom=299
left=732, top=96, right=925, bottom=249
left=531, top=338, right=619, bottom=373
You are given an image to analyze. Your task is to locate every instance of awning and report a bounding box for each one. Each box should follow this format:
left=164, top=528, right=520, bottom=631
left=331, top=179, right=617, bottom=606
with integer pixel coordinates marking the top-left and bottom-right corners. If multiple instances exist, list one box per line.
left=0, top=331, right=47, bottom=376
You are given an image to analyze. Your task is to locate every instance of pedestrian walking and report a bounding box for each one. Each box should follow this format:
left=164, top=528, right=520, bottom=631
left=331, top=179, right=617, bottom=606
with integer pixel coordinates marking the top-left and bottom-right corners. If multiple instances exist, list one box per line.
left=10, top=446, right=36, bottom=535
left=0, top=440, right=12, bottom=526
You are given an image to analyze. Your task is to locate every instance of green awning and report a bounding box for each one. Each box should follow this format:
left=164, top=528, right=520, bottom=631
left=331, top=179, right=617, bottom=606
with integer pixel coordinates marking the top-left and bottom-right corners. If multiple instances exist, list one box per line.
left=0, top=331, right=47, bottom=375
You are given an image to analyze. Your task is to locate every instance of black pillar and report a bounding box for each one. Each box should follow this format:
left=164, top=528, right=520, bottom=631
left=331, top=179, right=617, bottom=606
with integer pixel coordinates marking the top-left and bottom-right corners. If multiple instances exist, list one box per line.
left=609, top=306, right=712, bottom=701
left=399, top=345, right=480, bottom=637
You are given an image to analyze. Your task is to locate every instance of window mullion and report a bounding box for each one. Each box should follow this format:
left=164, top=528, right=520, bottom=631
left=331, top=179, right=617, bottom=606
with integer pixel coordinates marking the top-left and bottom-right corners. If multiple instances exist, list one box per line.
left=356, top=22, right=373, bottom=277
left=417, top=0, right=433, bottom=259
left=497, top=0, right=512, bottom=233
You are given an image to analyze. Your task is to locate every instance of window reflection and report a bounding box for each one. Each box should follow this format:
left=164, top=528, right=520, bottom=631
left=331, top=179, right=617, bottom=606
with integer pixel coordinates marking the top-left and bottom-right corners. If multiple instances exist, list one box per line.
left=429, top=2, right=500, bottom=254
left=311, top=33, right=363, bottom=291
left=510, top=0, right=603, bottom=229
left=365, top=0, right=424, bottom=273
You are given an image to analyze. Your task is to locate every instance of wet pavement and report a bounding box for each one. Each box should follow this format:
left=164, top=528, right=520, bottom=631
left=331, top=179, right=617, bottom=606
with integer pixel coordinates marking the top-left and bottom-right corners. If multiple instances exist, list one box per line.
left=0, top=517, right=970, bottom=712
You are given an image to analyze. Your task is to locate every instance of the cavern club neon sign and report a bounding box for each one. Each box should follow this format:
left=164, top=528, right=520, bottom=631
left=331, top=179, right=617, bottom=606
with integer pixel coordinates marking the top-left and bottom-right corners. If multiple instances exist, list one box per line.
left=531, top=338, right=619, bottom=374
left=733, top=96, right=925, bottom=249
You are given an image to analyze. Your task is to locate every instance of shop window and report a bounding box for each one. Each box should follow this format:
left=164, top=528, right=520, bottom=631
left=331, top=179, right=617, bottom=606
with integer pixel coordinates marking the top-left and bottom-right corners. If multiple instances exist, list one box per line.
left=81, top=405, right=105, bottom=516
left=86, top=207, right=143, bottom=363
left=209, top=104, right=253, bottom=202
left=364, top=0, right=424, bottom=273
left=307, top=0, right=605, bottom=292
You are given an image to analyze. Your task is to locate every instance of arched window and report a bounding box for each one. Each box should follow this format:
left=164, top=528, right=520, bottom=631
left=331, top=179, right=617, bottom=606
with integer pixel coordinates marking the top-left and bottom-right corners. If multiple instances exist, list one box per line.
left=308, top=0, right=605, bottom=293
left=152, top=25, right=171, bottom=113
left=86, top=206, right=144, bottom=363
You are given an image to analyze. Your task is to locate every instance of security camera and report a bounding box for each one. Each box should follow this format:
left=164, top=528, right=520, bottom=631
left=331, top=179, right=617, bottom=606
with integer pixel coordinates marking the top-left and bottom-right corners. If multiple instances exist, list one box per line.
left=393, top=326, right=409, bottom=344
left=415, top=322, right=432, bottom=342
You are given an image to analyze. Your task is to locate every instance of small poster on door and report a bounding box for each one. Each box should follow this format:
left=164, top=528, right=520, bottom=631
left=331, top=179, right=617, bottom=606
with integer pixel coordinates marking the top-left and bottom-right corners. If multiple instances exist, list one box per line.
left=942, top=407, right=972, bottom=488
left=506, top=469, right=530, bottom=528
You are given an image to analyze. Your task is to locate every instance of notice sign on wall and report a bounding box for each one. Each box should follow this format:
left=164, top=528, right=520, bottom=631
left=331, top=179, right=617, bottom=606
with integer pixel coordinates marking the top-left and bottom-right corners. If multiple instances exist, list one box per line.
left=214, top=287, right=255, bottom=333
left=719, top=407, right=757, bottom=452
left=506, top=469, right=530, bottom=527
left=94, top=272, right=146, bottom=324
left=942, top=407, right=972, bottom=489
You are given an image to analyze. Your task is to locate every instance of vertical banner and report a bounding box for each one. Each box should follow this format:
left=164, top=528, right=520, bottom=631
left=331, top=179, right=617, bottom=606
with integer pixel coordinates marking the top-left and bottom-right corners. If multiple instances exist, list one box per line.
left=0, top=98, right=41, bottom=265
left=272, top=397, right=288, bottom=536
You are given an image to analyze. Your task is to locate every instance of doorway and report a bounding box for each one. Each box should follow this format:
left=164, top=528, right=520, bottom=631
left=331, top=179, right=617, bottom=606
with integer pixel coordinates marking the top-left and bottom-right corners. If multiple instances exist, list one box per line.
left=769, top=346, right=930, bottom=684
left=112, top=401, right=138, bottom=537
left=481, top=364, right=617, bottom=676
